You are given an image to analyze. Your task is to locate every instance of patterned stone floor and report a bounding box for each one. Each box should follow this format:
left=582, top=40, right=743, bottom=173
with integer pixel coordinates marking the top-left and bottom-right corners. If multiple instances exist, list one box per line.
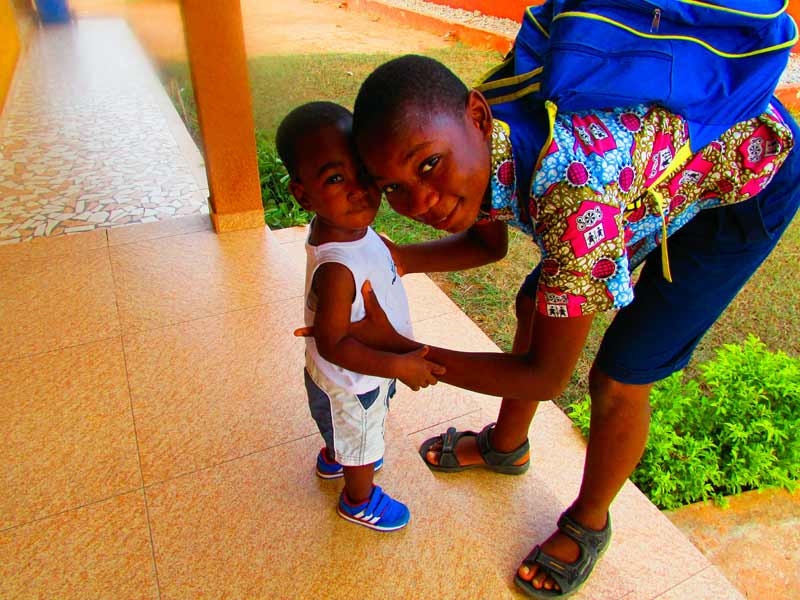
left=0, top=18, right=208, bottom=244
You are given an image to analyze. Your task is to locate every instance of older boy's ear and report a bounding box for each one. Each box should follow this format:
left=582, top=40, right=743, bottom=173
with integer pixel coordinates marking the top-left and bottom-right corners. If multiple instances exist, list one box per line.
left=289, top=180, right=312, bottom=211
left=466, top=89, right=492, bottom=138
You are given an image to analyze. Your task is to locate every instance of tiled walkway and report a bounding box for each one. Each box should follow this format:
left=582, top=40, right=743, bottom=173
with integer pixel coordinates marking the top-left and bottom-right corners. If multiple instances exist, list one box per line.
left=0, top=18, right=207, bottom=244
left=0, top=218, right=744, bottom=599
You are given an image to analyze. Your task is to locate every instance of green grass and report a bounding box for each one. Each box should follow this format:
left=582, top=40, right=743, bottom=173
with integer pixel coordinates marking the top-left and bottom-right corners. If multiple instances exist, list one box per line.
left=162, top=45, right=503, bottom=143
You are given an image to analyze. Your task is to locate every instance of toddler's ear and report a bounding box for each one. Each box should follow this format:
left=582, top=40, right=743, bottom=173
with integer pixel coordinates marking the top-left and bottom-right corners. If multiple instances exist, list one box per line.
left=289, top=180, right=312, bottom=211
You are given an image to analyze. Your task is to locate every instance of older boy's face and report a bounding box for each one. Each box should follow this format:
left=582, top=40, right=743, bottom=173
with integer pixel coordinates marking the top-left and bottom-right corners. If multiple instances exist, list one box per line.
left=357, top=99, right=492, bottom=234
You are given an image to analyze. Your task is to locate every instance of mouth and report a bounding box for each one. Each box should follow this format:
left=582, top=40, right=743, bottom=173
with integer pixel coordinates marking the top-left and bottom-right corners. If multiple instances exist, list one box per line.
left=425, top=200, right=460, bottom=230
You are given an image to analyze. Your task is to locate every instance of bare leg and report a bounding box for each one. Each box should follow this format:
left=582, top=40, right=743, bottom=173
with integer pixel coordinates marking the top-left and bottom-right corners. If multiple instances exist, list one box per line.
left=342, top=464, right=376, bottom=504
left=517, top=364, right=653, bottom=591
left=425, top=290, right=540, bottom=465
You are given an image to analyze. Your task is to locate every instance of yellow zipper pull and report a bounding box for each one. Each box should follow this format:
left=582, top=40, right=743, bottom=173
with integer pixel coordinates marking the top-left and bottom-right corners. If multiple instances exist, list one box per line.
left=650, top=8, right=661, bottom=33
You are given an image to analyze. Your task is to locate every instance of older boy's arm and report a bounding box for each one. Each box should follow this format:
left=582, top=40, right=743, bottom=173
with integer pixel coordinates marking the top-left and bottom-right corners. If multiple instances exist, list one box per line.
left=386, top=220, right=508, bottom=275
left=312, top=263, right=444, bottom=390
left=423, top=313, right=594, bottom=401
left=321, top=282, right=592, bottom=401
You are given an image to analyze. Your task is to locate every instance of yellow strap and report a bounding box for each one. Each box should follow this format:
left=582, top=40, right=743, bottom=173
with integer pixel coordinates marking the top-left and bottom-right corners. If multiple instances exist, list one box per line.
left=534, top=100, right=558, bottom=172
left=553, top=11, right=798, bottom=58
left=646, top=143, right=692, bottom=283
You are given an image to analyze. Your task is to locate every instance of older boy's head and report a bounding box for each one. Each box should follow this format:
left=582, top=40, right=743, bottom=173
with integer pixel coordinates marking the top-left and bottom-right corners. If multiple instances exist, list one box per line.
left=353, top=55, right=494, bottom=233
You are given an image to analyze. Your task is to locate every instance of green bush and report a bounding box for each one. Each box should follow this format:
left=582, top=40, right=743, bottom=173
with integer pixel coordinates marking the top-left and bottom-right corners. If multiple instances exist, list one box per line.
left=568, top=335, right=800, bottom=509
left=255, top=134, right=311, bottom=229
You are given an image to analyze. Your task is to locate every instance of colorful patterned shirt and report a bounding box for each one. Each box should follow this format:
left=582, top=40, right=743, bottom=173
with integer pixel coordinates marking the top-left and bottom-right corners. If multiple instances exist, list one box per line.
left=480, top=104, right=794, bottom=317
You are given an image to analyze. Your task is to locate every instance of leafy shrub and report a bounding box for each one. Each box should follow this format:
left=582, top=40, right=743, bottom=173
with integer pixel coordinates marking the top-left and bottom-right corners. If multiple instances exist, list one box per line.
left=568, top=335, right=800, bottom=509
left=255, top=133, right=311, bottom=229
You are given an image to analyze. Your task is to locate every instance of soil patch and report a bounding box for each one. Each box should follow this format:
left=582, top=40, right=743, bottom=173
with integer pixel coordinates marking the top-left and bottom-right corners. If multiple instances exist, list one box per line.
left=72, top=0, right=452, bottom=62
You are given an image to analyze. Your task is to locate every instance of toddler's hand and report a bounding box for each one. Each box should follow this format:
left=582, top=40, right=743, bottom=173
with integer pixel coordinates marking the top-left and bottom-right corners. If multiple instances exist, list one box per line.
left=396, top=346, right=446, bottom=391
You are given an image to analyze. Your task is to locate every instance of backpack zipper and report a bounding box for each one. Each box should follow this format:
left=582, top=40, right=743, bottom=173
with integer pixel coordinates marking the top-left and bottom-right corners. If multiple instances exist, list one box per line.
left=650, top=8, right=661, bottom=33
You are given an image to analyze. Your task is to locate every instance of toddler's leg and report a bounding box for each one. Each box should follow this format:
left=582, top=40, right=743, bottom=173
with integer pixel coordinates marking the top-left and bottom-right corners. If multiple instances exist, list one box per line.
left=342, top=464, right=377, bottom=504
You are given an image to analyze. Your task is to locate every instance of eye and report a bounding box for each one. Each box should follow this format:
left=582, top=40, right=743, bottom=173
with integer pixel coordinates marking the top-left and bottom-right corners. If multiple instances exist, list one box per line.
left=325, top=174, right=343, bottom=185
left=382, top=183, right=398, bottom=195
left=420, top=155, right=440, bottom=174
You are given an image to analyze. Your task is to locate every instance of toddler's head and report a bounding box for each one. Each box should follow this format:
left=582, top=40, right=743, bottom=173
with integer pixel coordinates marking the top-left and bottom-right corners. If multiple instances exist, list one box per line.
left=276, top=101, right=380, bottom=231
left=353, top=55, right=494, bottom=233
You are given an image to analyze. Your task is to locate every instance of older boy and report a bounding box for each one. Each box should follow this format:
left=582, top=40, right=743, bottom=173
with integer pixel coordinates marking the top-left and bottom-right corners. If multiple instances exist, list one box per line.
left=331, top=55, right=798, bottom=595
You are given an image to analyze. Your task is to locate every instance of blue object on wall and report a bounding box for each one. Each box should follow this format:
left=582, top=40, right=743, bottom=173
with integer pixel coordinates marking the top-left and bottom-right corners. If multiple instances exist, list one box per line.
left=37, top=0, right=71, bottom=25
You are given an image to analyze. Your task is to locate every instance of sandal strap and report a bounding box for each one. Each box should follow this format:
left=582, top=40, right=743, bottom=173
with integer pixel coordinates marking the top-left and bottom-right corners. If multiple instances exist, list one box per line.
left=521, top=545, right=592, bottom=590
left=437, top=427, right=476, bottom=469
left=475, top=423, right=530, bottom=467
left=557, top=512, right=612, bottom=557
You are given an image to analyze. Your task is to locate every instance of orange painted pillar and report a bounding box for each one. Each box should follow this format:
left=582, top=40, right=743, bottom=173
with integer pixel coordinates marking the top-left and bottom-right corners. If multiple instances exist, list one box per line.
left=0, top=0, right=21, bottom=113
left=180, top=0, right=263, bottom=232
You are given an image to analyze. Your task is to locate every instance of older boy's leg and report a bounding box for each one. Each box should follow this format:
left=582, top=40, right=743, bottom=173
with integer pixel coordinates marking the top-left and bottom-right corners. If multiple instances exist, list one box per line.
left=520, top=104, right=800, bottom=590
left=424, top=284, right=540, bottom=466
left=517, top=368, right=652, bottom=591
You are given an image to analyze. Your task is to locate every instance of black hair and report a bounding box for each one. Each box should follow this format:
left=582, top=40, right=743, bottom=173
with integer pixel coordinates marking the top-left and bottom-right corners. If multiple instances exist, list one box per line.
left=353, top=55, right=469, bottom=142
left=275, top=101, right=353, bottom=179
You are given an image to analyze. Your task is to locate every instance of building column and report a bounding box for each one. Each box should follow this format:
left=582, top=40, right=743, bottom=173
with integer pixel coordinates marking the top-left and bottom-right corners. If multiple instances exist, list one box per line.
left=180, top=0, right=263, bottom=232
left=0, top=0, right=21, bottom=112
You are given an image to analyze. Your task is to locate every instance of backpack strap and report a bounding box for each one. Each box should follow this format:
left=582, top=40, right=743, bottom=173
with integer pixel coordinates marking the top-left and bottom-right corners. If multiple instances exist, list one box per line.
left=645, top=142, right=693, bottom=282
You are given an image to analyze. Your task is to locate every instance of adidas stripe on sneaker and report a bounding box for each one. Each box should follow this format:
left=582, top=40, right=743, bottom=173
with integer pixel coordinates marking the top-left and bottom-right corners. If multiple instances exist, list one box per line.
left=337, top=485, right=409, bottom=532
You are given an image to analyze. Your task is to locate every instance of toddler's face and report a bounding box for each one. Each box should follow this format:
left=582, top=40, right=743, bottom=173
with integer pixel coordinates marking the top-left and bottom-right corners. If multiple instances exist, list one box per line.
left=292, top=123, right=380, bottom=231
left=357, top=99, right=492, bottom=234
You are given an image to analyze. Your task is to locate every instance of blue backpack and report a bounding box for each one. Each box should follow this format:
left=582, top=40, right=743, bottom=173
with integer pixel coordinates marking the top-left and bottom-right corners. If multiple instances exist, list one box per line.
left=478, top=0, right=797, bottom=148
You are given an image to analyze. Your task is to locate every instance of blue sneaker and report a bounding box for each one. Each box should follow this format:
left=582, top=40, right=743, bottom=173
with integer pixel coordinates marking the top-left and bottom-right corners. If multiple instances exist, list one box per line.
left=337, top=485, right=410, bottom=532
left=315, top=448, right=383, bottom=480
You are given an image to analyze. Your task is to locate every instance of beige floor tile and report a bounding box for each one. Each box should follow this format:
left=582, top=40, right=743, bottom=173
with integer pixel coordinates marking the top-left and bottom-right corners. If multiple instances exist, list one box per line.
left=0, top=338, right=140, bottom=529
left=407, top=407, right=726, bottom=600
left=0, top=247, right=120, bottom=361
left=394, top=307, right=560, bottom=434
left=110, top=227, right=303, bottom=333
left=409, top=410, right=628, bottom=600
left=649, top=566, right=745, bottom=600
left=277, top=237, right=307, bottom=277
left=270, top=225, right=309, bottom=244
left=404, top=272, right=461, bottom=323
left=0, top=490, right=158, bottom=600
left=124, top=298, right=311, bottom=484
left=390, top=379, right=498, bottom=436
left=602, top=483, right=714, bottom=599
left=147, top=426, right=516, bottom=599
left=107, top=213, right=213, bottom=246
left=0, top=228, right=108, bottom=261
left=412, top=308, right=501, bottom=353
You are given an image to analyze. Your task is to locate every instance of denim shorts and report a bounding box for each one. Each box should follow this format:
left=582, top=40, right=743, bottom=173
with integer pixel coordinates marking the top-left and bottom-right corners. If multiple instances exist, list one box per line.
left=519, top=100, right=800, bottom=384
left=304, top=359, right=396, bottom=466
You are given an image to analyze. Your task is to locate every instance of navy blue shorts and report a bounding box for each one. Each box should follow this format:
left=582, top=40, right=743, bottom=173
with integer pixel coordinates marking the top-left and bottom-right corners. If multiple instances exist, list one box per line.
left=519, top=100, right=800, bottom=385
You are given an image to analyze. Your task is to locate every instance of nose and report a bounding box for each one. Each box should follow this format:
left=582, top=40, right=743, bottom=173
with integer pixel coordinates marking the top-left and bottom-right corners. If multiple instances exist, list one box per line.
left=348, top=180, right=368, bottom=201
left=406, top=183, right=440, bottom=221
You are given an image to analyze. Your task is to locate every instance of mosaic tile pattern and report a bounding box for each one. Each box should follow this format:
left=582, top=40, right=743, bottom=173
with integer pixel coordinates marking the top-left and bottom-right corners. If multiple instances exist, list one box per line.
left=0, top=18, right=208, bottom=244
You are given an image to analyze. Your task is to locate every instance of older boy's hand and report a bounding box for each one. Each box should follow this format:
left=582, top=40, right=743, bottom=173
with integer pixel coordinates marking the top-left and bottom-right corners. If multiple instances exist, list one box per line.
left=294, top=280, right=417, bottom=353
left=378, top=233, right=406, bottom=277
left=395, top=346, right=445, bottom=391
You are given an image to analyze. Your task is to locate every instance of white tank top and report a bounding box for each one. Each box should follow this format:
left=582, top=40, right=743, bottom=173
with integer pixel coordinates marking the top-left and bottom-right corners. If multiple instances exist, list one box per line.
left=304, top=225, right=413, bottom=394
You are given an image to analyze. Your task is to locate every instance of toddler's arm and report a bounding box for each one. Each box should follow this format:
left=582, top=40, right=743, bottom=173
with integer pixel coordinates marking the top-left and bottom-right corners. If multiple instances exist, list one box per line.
left=385, top=220, right=508, bottom=276
left=311, top=263, right=445, bottom=391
